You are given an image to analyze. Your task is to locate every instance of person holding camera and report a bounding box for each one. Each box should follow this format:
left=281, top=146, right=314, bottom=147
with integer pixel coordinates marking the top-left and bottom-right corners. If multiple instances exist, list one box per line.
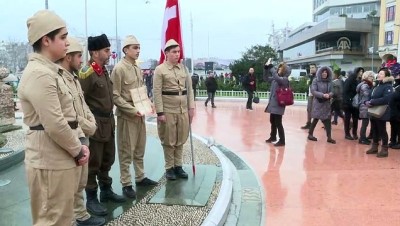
left=263, top=59, right=290, bottom=147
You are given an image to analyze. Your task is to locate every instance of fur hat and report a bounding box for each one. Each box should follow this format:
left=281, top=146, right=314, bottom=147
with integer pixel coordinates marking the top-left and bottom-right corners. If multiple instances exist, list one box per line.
left=27, top=10, right=66, bottom=45
left=88, top=34, right=110, bottom=51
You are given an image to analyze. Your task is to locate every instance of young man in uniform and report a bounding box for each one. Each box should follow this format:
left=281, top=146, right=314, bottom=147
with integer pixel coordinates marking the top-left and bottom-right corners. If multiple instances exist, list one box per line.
left=111, top=35, right=158, bottom=198
left=18, top=10, right=90, bottom=225
left=301, top=63, right=317, bottom=129
left=79, top=34, right=126, bottom=216
left=58, top=37, right=105, bottom=226
left=153, top=39, right=195, bottom=180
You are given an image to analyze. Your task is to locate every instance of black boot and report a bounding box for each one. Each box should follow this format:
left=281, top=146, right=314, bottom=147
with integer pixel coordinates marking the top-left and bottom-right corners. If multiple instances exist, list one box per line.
left=174, top=166, right=189, bottom=179
left=76, top=215, right=106, bottom=226
left=307, top=119, right=318, bottom=141
left=366, top=143, right=379, bottom=154
left=165, top=167, right=176, bottom=180
left=265, top=137, right=277, bottom=143
left=122, top=185, right=136, bottom=199
left=100, top=185, right=126, bottom=203
left=85, top=189, right=108, bottom=216
left=377, top=145, right=389, bottom=158
left=301, top=122, right=310, bottom=130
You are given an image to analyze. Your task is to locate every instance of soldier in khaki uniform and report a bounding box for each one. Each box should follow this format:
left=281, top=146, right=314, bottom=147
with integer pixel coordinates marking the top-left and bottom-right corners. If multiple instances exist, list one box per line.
left=18, top=10, right=90, bottom=226
left=111, top=35, right=158, bottom=198
left=153, top=39, right=195, bottom=180
left=57, top=37, right=105, bottom=226
left=79, top=34, right=126, bottom=216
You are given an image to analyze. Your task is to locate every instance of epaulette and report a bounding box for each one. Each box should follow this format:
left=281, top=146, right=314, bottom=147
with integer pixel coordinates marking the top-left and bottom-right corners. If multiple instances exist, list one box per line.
left=78, top=65, right=94, bottom=79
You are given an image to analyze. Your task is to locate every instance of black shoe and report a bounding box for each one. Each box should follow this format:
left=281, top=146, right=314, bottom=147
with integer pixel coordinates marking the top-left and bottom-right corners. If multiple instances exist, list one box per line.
left=327, top=138, right=336, bottom=144
left=122, top=185, right=136, bottom=199
left=331, top=121, right=337, bottom=125
left=76, top=215, right=106, bottom=226
left=392, top=144, right=400, bottom=149
left=204, top=102, right=207, bottom=107
left=174, top=166, right=189, bottom=179
left=136, top=177, right=158, bottom=187
left=353, top=135, right=359, bottom=140
left=265, top=137, right=277, bottom=143
left=388, top=142, right=396, bottom=148
left=308, top=135, right=317, bottom=141
left=345, top=135, right=354, bottom=140
left=100, top=185, right=126, bottom=203
left=85, top=189, right=108, bottom=216
left=165, top=168, right=176, bottom=180
left=358, top=139, right=371, bottom=145
left=274, top=141, right=285, bottom=147
left=212, top=105, right=217, bottom=108
left=301, top=123, right=310, bottom=130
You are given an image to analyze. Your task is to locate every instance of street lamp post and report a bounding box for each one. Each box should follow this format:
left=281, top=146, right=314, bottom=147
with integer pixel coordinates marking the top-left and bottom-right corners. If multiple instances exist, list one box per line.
left=45, top=0, right=48, bottom=9
left=115, top=0, right=119, bottom=63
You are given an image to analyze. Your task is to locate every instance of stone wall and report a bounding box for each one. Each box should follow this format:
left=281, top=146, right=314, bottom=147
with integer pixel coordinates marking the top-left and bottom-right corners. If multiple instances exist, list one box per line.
left=0, top=83, right=15, bottom=126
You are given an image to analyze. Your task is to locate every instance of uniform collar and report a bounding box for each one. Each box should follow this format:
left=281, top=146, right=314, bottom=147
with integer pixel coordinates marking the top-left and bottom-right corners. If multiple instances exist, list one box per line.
left=165, top=60, right=181, bottom=70
left=29, top=53, right=60, bottom=73
left=122, top=57, right=138, bottom=68
left=58, top=66, right=75, bottom=81
left=89, top=60, right=104, bottom=75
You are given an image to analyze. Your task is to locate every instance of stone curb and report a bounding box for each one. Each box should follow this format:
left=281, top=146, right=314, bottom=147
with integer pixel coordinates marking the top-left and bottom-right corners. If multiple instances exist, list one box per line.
left=0, top=148, right=24, bottom=172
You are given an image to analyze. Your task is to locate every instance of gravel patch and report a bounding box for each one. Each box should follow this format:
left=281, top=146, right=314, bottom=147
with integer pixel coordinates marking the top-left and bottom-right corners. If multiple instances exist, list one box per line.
left=2, top=130, right=25, bottom=151
left=107, top=124, right=222, bottom=226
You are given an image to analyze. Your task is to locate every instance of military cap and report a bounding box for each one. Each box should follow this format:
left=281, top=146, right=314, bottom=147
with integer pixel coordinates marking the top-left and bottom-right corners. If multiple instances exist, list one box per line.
left=88, top=34, right=110, bottom=51
left=122, top=35, right=140, bottom=50
left=27, top=10, right=66, bottom=45
left=164, top=39, right=179, bottom=51
left=66, top=37, right=83, bottom=54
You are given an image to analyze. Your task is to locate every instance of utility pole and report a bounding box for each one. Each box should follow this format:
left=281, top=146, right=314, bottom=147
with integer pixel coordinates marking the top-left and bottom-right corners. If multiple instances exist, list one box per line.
left=115, top=0, right=119, bottom=62
left=45, top=0, right=48, bottom=9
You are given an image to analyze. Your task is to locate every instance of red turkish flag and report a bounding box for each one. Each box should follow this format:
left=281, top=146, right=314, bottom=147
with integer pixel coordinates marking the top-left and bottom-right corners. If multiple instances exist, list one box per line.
left=159, top=0, right=184, bottom=64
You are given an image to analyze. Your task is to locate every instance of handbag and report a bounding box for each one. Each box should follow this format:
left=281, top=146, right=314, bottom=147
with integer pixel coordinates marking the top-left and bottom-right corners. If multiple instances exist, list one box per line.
left=368, top=105, right=388, bottom=118
left=253, top=92, right=260, bottom=104
left=276, top=86, right=294, bottom=106
left=352, top=93, right=360, bottom=108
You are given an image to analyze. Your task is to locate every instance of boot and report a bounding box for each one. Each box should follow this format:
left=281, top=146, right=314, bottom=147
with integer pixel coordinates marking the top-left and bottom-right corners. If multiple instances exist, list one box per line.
left=377, top=145, right=389, bottom=158
left=100, top=185, right=126, bottom=203
left=174, top=166, right=189, bottom=179
left=307, top=119, right=318, bottom=141
left=122, top=185, right=136, bottom=199
left=85, top=189, right=108, bottom=216
left=301, top=122, right=310, bottom=129
left=165, top=168, right=176, bottom=180
left=327, top=138, right=336, bottom=144
left=358, top=138, right=371, bottom=145
left=76, top=215, right=106, bottom=226
left=265, top=137, right=277, bottom=143
left=366, top=143, right=379, bottom=154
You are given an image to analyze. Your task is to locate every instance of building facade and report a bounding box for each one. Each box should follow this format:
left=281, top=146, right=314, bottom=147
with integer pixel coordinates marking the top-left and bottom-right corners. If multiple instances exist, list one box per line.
left=377, top=0, right=400, bottom=61
left=278, top=0, right=381, bottom=72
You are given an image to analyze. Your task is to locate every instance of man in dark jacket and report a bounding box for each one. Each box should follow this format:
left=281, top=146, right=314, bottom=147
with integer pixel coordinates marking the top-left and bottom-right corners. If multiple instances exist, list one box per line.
left=342, top=67, right=364, bottom=140
left=243, top=67, right=257, bottom=110
left=205, top=72, right=218, bottom=108
left=301, top=63, right=317, bottom=129
left=192, top=73, right=199, bottom=100
left=389, top=71, right=400, bottom=149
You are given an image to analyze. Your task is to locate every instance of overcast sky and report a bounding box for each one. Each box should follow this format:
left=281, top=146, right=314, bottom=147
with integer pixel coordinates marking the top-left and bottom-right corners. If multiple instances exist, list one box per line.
left=0, top=0, right=313, bottom=60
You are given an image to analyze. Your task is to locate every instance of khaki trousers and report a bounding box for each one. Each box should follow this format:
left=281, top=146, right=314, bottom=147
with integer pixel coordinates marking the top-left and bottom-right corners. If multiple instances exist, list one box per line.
left=117, top=116, right=146, bottom=186
left=26, top=165, right=79, bottom=226
left=157, top=112, right=189, bottom=169
left=73, top=164, right=90, bottom=221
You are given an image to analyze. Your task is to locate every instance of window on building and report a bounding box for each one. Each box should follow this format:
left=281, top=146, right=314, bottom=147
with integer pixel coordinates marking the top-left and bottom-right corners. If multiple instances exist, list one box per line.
left=387, top=6, right=396, bottom=21
left=385, top=31, right=394, bottom=44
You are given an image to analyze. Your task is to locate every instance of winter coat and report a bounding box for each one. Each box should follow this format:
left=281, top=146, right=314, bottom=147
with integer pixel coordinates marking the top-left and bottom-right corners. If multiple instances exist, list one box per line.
left=263, top=63, right=291, bottom=115
left=389, top=81, right=400, bottom=120
left=332, top=79, right=343, bottom=101
left=311, top=66, right=334, bottom=120
left=368, top=76, right=394, bottom=121
left=243, top=73, right=256, bottom=92
left=356, top=81, right=372, bottom=119
left=205, top=76, right=218, bottom=92
left=342, top=69, right=360, bottom=108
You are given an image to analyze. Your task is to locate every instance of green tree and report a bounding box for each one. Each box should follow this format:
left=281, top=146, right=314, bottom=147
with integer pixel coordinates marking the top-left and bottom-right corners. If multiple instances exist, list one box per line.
left=229, top=44, right=277, bottom=90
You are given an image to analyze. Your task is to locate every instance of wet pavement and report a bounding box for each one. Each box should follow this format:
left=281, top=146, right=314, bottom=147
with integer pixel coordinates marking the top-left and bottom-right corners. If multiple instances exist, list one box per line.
left=191, top=101, right=400, bottom=226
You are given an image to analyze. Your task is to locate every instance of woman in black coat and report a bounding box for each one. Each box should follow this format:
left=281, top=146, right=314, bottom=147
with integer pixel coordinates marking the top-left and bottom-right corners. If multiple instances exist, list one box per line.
left=365, top=68, right=394, bottom=158
left=342, top=67, right=364, bottom=140
left=389, top=74, right=400, bottom=149
left=243, top=68, right=257, bottom=110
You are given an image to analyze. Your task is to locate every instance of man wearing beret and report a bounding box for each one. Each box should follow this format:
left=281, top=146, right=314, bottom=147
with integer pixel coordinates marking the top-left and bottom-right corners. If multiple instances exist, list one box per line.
left=57, top=37, right=105, bottom=226
left=153, top=39, right=195, bottom=180
left=18, top=10, right=90, bottom=225
left=110, top=35, right=158, bottom=198
left=79, top=34, right=126, bottom=216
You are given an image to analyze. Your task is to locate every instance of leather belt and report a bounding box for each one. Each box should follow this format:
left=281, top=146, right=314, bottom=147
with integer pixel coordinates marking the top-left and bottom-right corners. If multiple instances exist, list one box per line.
left=162, top=90, right=187, bottom=96
left=30, top=121, right=78, bottom=130
left=91, top=110, right=114, bottom=118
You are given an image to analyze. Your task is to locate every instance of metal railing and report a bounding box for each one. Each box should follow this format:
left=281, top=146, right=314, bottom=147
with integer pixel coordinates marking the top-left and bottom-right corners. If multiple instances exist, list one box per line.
left=197, top=90, right=308, bottom=101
